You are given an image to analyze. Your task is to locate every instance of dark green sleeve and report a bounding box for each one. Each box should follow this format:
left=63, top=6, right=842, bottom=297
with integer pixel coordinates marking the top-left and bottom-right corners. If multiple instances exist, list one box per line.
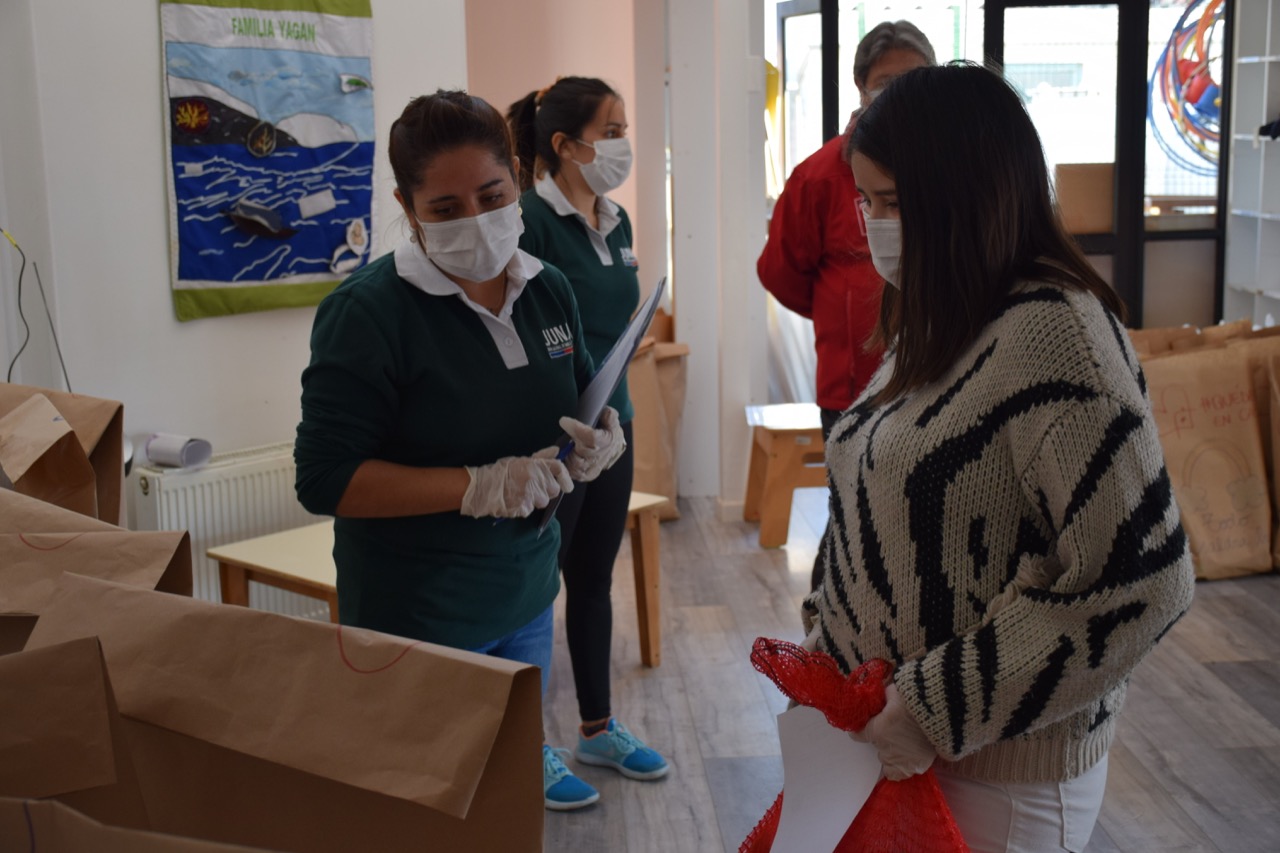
left=294, top=292, right=401, bottom=515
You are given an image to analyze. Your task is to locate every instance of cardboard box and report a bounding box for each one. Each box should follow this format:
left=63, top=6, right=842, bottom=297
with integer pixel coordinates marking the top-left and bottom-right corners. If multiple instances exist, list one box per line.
left=1055, top=163, right=1114, bottom=235
left=25, top=575, right=544, bottom=852
left=0, top=490, right=191, bottom=654
left=0, top=383, right=124, bottom=524
left=629, top=336, right=690, bottom=519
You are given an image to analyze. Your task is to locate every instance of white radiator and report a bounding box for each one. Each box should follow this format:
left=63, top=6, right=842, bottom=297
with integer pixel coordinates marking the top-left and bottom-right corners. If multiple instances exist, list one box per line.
left=130, top=441, right=327, bottom=619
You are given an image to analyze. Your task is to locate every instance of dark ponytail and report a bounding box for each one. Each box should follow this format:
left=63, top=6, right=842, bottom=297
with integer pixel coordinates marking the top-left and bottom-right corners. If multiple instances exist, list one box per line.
left=507, top=91, right=541, bottom=192
left=506, top=76, right=619, bottom=192
left=388, top=90, right=515, bottom=203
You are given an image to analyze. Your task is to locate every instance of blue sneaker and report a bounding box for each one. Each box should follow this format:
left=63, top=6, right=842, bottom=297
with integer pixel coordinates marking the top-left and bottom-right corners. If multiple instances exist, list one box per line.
left=575, top=719, right=669, bottom=780
left=543, top=746, right=599, bottom=811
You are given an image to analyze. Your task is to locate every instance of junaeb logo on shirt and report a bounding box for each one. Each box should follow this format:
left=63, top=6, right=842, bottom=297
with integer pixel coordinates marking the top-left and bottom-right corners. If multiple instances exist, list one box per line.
left=620, top=247, right=639, bottom=268
left=543, top=324, right=574, bottom=358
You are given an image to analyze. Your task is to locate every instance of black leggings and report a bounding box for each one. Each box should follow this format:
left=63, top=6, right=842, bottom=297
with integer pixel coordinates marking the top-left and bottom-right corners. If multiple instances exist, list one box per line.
left=555, top=420, right=634, bottom=722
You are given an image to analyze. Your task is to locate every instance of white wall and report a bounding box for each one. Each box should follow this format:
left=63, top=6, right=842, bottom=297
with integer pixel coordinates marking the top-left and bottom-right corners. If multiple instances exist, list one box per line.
left=669, top=0, right=769, bottom=506
left=463, top=0, right=650, bottom=271
left=0, top=0, right=467, bottom=455
left=3, top=0, right=773, bottom=510
left=0, top=0, right=57, bottom=389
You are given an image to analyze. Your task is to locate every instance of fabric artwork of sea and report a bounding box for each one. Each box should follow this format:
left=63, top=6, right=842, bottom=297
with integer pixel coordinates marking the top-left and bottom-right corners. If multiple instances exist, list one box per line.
left=160, top=0, right=374, bottom=321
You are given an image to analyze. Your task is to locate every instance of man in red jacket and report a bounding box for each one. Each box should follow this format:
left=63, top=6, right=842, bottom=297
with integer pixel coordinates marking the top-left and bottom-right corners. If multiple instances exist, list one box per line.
left=758, top=20, right=934, bottom=589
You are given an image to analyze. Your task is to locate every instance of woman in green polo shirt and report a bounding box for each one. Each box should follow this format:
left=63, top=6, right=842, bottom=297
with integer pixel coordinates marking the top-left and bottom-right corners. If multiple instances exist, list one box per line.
left=506, top=77, right=670, bottom=804
left=295, top=90, right=625, bottom=812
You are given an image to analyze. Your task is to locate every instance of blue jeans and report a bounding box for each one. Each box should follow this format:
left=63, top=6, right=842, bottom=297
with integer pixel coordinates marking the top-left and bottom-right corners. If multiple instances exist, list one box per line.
left=464, top=605, right=553, bottom=696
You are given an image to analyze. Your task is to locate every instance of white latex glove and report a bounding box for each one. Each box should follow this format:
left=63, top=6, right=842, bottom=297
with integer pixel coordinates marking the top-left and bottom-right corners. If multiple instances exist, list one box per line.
left=801, top=623, right=821, bottom=652
left=851, top=682, right=937, bottom=781
left=558, top=406, right=626, bottom=482
left=460, top=449, right=573, bottom=519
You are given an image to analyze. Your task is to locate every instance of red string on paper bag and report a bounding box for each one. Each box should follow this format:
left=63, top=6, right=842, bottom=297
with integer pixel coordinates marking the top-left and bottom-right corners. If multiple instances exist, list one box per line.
left=335, top=626, right=424, bottom=674
left=740, top=637, right=969, bottom=853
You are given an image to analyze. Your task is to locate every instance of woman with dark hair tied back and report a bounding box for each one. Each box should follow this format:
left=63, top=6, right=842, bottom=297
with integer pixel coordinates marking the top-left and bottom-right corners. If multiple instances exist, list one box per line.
left=802, top=63, right=1195, bottom=851
left=295, top=89, right=627, bottom=813
left=506, top=76, right=669, bottom=809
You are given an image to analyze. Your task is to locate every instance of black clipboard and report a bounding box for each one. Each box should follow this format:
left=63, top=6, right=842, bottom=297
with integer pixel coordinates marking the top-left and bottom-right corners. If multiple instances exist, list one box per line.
left=537, top=277, right=667, bottom=535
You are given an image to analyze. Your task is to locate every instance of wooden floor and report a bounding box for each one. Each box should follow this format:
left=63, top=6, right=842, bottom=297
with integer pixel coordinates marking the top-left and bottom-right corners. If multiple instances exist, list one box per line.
left=543, top=489, right=1280, bottom=853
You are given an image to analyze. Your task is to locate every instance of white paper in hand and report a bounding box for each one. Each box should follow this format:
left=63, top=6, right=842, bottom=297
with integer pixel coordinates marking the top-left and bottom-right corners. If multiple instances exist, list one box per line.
left=771, top=705, right=882, bottom=853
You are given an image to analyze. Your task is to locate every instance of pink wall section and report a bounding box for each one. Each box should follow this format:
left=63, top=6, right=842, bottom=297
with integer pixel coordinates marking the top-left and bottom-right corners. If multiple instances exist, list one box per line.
left=464, top=0, right=639, bottom=223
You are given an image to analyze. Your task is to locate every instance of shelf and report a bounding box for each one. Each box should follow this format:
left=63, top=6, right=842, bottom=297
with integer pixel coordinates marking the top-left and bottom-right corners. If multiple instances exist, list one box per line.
left=1230, top=209, right=1280, bottom=221
left=1223, top=0, right=1276, bottom=325
left=1225, top=284, right=1280, bottom=301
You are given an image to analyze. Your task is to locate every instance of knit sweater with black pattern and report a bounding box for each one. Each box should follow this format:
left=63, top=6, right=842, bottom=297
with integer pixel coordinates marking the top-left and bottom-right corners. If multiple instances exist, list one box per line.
left=802, top=281, right=1196, bottom=783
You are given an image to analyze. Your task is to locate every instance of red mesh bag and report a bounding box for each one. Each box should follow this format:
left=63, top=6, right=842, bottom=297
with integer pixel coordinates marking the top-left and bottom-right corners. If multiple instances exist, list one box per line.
left=740, top=637, right=969, bottom=853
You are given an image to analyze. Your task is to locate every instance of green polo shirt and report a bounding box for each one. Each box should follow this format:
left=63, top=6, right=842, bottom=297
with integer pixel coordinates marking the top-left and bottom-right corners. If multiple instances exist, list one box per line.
left=519, top=179, right=641, bottom=422
left=295, top=247, right=593, bottom=649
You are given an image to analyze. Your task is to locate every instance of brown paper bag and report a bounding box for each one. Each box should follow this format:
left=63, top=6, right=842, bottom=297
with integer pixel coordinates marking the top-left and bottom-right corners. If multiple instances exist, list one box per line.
left=0, top=394, right=97, bottom=517
left=0, top=383, right=124, bottom=524
left=629, top=337, right=690, bottom=520
left=1143, top=346, right=1273, bottom=579
left=0, top=489, right=192, bottom=654
left=26, top=575, right=543, bottom=853
left=1129, top=324, right=1201, bottom=359
left=649, top=306, right=675, bottom=343
left=1224, top=335, right=1280, bottom=545
left=0, top=798, right=273, bottom=852
left=1201, top=318, right=1253, bottom=346
left=0, top=637, right=150, bottom=828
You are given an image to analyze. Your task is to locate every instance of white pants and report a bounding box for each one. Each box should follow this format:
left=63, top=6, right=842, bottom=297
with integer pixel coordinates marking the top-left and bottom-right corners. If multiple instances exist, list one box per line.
left=934, top=755, right=1108, bottom=853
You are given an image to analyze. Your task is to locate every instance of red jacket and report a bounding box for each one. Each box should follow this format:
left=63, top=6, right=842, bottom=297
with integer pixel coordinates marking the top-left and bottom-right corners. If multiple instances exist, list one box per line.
left=757, top=131, right=885, bottom=411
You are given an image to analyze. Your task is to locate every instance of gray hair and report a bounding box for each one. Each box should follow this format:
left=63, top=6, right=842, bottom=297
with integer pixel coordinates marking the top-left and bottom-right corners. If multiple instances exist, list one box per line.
left=853, top=20, right=937, bottom=89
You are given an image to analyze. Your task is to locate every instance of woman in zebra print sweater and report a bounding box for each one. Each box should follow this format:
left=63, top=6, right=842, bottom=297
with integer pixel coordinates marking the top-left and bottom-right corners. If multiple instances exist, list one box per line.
left=802, top=63, right=1196, bottom=852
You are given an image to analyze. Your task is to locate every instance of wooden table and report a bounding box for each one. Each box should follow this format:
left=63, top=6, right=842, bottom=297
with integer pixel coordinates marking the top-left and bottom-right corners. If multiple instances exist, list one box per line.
left=209, top=521, right=339, bottom=622
left=209, top=490, right=670, bottom=666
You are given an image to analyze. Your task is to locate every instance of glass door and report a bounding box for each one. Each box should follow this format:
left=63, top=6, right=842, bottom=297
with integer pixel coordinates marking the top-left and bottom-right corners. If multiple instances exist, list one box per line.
left=837, top=2, right=987, bottom=126
left=775, top=0, right=825, bottom=179
left=987, top=1, right=1150, bottom=322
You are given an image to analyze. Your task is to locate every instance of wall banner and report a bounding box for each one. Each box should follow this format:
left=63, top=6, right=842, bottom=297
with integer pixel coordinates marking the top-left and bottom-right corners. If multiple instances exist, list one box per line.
left=160, top=0, right=374, bottom=321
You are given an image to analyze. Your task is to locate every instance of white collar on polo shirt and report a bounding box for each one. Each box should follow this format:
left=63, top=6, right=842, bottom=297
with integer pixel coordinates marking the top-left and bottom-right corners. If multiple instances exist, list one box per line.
left=394, top=240, right=544, bottom=316
left=535, top=175, right=620, bottom=237
left=393, top=241, right=543, bottom=369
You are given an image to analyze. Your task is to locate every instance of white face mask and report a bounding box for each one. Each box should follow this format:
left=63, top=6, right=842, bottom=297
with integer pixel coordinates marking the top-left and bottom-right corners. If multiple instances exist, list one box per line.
left=573, top=137, right=633, bottom=196
left=864, top=217, right=901, bottom=287
left=416, top=201, right=523, bottom=283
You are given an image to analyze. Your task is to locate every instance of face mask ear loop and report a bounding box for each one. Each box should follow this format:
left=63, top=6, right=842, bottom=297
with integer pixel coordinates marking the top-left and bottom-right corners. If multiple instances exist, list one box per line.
left=570, top=138, right=595, bottom=170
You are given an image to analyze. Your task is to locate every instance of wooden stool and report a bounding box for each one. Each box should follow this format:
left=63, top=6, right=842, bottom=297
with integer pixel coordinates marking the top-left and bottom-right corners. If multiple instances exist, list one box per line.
left=625, top=491, right=669, bottom=667
left=210, top=492, right=670, bottom=667
left=743, top=403, right=827, bottom=548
